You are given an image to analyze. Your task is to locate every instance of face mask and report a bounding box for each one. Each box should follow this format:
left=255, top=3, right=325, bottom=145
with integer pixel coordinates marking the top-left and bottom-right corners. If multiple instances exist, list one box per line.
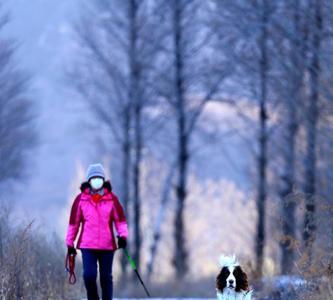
left=90, top=177, right=104, bottom=190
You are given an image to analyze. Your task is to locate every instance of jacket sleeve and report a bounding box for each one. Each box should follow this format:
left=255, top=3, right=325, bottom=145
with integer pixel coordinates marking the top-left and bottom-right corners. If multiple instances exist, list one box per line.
left=65, top=194, right=82, bottom=247
left=111, top=194, right=128, bottom=239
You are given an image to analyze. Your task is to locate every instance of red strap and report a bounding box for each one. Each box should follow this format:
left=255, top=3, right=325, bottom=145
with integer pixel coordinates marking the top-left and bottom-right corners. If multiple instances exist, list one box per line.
left=65, top=253, right=77, bottom=284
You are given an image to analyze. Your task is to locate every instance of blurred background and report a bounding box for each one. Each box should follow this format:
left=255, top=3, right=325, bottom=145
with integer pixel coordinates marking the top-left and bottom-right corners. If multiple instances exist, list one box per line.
left=0, top=0, right=332, bottom=299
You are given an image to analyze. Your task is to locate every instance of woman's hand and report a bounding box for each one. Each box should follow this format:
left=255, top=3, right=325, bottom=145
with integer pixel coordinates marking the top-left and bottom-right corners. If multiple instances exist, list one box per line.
left=117, top=236, right=127, bottom=249
left=67, top=246, right=77, bottom=256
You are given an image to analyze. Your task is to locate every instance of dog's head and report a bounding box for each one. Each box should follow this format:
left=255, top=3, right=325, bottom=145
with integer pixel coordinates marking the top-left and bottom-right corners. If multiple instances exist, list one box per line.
left=216, top=255, right=249, bottom=293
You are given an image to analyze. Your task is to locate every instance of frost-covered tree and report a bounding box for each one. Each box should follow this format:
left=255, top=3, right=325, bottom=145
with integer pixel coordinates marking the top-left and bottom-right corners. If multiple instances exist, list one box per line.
left=270, top=0, right=309, bottom=274
left=0, top=5, right=37, bottom=265
left=0, top=6, right=36, bottom=186
left=151, top=0, right=229, bottom=278
left=302, top=0, right=323, bottom=260
left=70, top=2, right=133, bottom=276
left=71, top=0, right=162, bottom=275
left=213, top=0, right=276, bottom=277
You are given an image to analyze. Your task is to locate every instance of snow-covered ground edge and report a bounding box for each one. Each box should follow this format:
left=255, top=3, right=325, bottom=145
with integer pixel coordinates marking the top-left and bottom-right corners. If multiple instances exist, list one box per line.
left=80, top=298, right=217, bottom=300
left=78, top=297, right=258, bottom=300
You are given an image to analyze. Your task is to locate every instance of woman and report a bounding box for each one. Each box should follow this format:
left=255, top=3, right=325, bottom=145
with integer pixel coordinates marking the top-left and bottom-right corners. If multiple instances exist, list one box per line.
left=65, top=163, right=128, bottom=300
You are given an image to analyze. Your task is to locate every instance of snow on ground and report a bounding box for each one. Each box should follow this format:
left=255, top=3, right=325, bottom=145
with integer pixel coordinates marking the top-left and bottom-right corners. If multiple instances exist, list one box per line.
left=80, top=299, right=216, bottom=300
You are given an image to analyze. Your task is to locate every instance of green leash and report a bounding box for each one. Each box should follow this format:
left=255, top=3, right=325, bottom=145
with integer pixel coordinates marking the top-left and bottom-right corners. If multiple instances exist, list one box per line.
left=123, top=248, right=151, bottom=297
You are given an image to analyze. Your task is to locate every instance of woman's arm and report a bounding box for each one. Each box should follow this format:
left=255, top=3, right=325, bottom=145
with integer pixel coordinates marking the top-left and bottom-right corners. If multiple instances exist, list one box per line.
left=112, top=194, right=128, bottom=238
left=65, top=194, right=82, bottom=247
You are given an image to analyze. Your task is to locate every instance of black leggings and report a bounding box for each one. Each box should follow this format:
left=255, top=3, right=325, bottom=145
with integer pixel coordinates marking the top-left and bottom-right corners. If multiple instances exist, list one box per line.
left=80, top=248, right=115, bottom=300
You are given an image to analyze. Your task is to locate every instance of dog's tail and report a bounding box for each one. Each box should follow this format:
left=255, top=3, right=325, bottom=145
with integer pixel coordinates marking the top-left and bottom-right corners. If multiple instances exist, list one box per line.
left=219, top=254, right=239, bottom=267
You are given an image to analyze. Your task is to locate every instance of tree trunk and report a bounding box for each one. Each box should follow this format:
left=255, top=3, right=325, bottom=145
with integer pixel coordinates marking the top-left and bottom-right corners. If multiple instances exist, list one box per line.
left=129, top=0, right=142, bottom=272
left=147, top=164, right=176, bottom=279
left=120, top=107, right=131, bottom=280
left=279, top=101, right=298, bottom=274
left=255, top=0, right=269, bottom=278
left=303, top=0, right=322, bottom=260
left=279, top=0, right=303, bottom=275
left=0, top=224, right=2, bottom=266
left=133, top=102, right=142, bottom=271
left=172, top=0, right=189, bottom=279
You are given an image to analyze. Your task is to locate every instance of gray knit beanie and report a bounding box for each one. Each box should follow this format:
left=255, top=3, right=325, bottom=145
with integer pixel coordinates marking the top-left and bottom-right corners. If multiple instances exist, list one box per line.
left=86, top=163, right=105, bottom=181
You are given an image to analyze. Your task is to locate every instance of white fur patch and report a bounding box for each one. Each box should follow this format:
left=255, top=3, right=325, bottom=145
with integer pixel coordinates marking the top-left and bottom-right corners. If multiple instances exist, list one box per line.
left=217, top=289, right=253, bottom=300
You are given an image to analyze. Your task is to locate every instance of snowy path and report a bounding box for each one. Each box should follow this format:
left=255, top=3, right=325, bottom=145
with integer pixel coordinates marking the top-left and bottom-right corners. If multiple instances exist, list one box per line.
left=81, top=298, right=216, bottom=300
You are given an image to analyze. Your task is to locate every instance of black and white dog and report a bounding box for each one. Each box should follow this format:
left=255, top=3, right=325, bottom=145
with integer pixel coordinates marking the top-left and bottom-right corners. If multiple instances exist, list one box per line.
left=216, top=255, right=253, bottom=300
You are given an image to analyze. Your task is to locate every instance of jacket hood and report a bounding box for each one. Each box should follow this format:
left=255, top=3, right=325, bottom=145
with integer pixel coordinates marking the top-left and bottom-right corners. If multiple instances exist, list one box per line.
left=80, top=180, right=112, bottom=192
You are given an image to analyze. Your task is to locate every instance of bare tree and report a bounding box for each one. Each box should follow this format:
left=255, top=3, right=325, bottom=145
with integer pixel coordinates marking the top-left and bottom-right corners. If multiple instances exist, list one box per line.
left=129, top=0, right=142, bottom=275
left=151, top=0, right=229, bottom=278
left=72, top=0, right=162, bottom=275
left=171, top=0, right=189, bottom=278
left=70, top=0, right=134, bottom=277
left=147, top=161, right=176, bottom=279
left=0, top=7, right=36, bottom=277
left=303, top=0, right=323, bottom=260
left=127, top=0, right=160, bottom=273
left=254, top=0, right=271, bottom=278
left=128, top=0, right=165, bottom=273
left=212, top=0, right=276, bottom=277
left=270, top=0, right=309, bottom=274
left=0, top=6, right=36, bottom=186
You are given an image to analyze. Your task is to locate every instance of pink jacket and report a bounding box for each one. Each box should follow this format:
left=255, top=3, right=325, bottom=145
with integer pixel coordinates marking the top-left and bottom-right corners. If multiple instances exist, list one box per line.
left=65, top=180, right=128, bottom=250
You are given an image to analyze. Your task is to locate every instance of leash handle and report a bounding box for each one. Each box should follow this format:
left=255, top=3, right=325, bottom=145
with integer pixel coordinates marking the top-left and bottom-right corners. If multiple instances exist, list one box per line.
left=124, top=248, right=137, bottom=270
left=65, top=252, right=77, bottom=285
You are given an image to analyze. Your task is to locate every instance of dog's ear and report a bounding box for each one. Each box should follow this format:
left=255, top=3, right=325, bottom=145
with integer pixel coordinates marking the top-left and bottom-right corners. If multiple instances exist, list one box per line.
left=216, top=266, right=229, bottom=293
left=234, top=266, right=249, bottom=292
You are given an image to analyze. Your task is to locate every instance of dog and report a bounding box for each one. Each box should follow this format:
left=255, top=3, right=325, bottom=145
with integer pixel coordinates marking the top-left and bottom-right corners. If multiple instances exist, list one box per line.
left=216, top=255, right=253, bottom=300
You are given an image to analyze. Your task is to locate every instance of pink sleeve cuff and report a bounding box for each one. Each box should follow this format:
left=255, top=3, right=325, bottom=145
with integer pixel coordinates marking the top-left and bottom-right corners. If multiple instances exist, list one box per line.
left=116, top=221, right=128, bottom=238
